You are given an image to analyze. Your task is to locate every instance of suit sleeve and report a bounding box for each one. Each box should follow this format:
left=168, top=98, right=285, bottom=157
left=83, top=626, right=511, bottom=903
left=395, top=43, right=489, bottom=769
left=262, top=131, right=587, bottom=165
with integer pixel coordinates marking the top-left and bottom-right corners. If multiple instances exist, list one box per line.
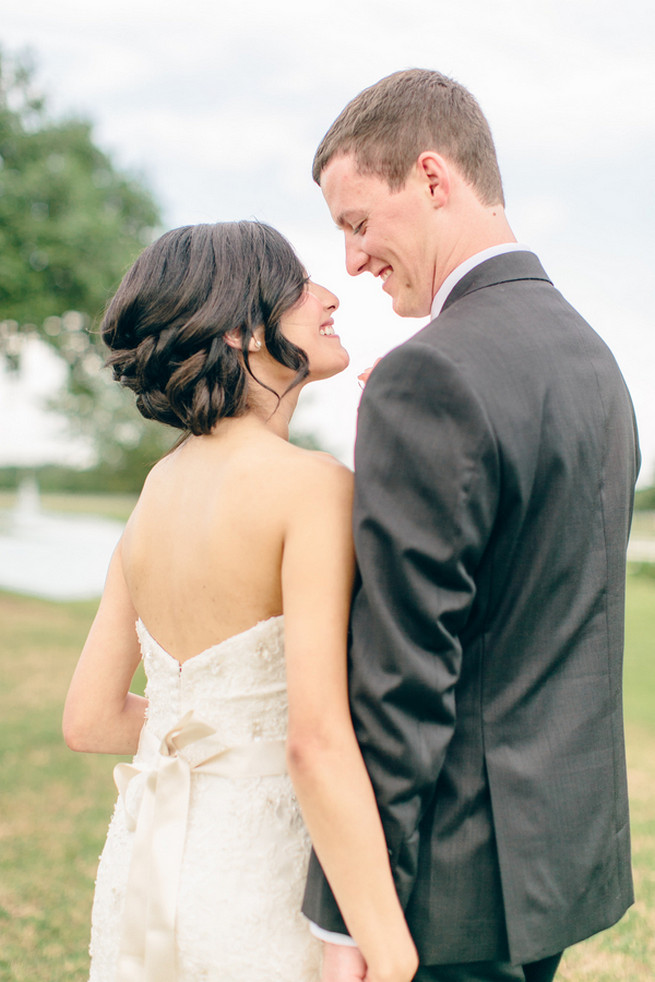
left=303, top=339, right=499, bottom=927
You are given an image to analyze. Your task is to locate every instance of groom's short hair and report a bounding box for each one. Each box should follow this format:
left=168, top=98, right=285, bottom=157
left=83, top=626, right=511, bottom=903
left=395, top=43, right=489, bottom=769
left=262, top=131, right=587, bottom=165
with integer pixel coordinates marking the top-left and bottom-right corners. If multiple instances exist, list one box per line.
left=312, top=68, right=505, bottom=207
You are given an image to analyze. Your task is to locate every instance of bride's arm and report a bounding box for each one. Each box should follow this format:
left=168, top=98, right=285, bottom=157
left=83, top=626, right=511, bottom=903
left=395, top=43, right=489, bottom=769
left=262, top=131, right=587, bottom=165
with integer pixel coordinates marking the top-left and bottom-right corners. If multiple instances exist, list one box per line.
left=282, top=455, right=417, bottom=982
left=63, top=538, right=147, bottom=755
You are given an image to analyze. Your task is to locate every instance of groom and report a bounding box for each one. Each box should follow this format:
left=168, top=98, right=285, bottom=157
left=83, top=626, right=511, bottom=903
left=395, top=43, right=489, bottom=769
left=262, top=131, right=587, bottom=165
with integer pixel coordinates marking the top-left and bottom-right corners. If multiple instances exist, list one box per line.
left=302, top=70, right=639, bottom=981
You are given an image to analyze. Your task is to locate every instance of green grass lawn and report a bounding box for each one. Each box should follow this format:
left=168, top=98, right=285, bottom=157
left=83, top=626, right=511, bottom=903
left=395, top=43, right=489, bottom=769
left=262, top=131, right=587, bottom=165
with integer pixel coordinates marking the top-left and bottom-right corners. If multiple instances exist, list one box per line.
left=631, top=510, right=655, bottom=539
left=0, top=571, right=653, bottom=981
left=556, top=570, right=655, bottom=981
left=0, top=594, right=144, bottom=982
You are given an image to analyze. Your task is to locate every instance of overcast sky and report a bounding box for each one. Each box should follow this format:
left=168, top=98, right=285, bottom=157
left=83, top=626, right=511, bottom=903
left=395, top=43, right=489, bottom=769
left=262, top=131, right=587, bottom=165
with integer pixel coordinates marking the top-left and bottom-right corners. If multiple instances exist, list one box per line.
left=2, top=0, right=654, bottom=482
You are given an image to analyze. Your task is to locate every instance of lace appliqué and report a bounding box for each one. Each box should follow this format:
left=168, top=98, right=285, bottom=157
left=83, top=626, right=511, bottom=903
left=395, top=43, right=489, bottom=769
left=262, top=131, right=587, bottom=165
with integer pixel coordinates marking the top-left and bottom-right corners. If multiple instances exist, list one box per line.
left=88, top=617, right=322, bottom=981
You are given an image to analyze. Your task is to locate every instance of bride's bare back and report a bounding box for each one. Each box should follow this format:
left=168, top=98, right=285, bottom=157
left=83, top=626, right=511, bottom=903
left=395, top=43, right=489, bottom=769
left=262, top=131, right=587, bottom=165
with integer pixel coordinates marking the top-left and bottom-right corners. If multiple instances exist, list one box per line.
left=121, top=416, right=344, bottom=662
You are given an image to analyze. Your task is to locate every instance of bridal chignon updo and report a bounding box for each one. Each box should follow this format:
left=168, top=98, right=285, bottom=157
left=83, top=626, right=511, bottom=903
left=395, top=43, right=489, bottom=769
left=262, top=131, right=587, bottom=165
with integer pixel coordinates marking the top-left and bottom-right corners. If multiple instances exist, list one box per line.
left=101, top=221, right=310, bottom=434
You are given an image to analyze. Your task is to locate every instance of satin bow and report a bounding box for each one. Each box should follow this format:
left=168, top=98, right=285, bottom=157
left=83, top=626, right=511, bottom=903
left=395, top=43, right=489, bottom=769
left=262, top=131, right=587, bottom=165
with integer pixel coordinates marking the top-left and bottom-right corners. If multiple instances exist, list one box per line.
left=113, top=711, right=287, bottom=982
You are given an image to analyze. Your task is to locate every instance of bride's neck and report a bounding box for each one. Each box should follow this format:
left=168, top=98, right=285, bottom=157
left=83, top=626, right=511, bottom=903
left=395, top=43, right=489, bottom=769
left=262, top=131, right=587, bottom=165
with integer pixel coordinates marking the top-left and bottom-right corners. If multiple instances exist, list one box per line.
left=246, top=385, right=302, bottom=441
left=202, top=391, right=300, bottom=444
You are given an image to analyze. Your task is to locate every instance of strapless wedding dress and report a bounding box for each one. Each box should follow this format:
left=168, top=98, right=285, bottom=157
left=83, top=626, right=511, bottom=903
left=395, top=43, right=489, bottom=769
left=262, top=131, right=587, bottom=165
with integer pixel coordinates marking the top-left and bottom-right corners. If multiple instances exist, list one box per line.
left=88, top=616, right=321, bottom=981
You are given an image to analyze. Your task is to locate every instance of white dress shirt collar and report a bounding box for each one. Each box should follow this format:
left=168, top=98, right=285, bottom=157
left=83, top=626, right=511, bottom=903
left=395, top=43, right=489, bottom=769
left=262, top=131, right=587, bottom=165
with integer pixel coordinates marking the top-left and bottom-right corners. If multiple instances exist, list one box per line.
left=430, top=243, right=531, bottom=320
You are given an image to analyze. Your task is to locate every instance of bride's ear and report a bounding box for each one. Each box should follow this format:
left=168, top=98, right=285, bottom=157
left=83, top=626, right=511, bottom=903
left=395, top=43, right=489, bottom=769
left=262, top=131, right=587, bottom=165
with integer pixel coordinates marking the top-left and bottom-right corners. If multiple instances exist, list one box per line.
left=224, top=331, right=263, bottom=353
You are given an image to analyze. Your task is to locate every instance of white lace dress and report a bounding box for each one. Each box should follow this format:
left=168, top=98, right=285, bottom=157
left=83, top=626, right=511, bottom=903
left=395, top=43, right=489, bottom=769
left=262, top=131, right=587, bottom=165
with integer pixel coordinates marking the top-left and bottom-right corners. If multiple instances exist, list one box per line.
left=88, top=616, right=322, bottom=982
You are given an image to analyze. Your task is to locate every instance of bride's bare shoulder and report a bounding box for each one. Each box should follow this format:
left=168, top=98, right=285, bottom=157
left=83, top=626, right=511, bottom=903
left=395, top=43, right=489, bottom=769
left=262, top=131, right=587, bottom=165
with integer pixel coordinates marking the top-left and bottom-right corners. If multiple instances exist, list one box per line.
left=280, top=440, right=351, bottom=477
left=277, top=443, right=353, bottom=512
left=131, top=432, right=352, bottom=520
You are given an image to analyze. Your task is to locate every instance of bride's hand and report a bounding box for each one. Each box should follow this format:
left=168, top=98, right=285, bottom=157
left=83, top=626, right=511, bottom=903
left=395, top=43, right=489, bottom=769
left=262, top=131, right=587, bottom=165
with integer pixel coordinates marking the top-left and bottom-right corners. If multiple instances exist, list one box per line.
left=364, top=941, right=419, bottom=982
left=322, top=942, right=367, bottom=981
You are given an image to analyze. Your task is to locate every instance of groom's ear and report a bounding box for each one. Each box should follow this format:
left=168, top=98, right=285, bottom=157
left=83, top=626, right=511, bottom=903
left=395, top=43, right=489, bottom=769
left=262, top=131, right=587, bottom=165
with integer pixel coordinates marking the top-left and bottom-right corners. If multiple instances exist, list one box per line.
left=417, top=151, right=451, bottom=206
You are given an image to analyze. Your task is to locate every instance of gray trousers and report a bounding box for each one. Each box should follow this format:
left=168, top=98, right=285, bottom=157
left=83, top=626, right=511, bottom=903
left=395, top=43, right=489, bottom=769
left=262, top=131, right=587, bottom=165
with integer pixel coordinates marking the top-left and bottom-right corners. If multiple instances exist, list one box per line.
left=414, top=951, right=562, bottom=982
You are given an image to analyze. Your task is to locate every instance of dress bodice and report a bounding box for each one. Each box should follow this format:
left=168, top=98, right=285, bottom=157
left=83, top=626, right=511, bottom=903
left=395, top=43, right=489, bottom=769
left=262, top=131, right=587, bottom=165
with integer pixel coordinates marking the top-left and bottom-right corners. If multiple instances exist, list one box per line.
left=88, top=612, right=322, bottom=981
left=137, top=615, right=287, bottom=747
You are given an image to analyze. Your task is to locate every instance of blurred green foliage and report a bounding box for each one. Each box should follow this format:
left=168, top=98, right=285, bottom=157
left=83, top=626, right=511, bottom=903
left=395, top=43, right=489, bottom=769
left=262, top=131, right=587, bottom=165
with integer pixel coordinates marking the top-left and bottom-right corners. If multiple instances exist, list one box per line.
left=0, top=48, right=160, bottom=353
left=0, top=49, right=324, bottom=491
left=0, top=47, right=173, bottom=486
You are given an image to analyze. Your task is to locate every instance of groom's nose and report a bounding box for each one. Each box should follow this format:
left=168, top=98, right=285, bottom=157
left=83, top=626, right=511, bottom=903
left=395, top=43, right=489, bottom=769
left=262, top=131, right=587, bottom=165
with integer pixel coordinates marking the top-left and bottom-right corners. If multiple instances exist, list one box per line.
left=344, top=237, right=369, bottom=277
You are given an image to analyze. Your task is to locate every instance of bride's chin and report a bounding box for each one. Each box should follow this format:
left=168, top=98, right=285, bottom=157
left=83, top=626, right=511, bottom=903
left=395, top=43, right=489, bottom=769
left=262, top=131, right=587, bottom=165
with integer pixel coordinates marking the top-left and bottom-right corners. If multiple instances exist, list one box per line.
left=307, top=352, right=350, bottom=381
left=333, top=351, right=350, bottom=374
left=334, top=347, right=351, bottom=371
left=322, top=362, right=351, bottom=382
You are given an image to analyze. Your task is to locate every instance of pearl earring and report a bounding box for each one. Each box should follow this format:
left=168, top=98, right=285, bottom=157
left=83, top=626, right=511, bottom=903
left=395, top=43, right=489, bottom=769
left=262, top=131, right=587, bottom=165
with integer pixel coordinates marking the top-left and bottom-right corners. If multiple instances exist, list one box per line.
left=253, top=338, right=262, bottom=350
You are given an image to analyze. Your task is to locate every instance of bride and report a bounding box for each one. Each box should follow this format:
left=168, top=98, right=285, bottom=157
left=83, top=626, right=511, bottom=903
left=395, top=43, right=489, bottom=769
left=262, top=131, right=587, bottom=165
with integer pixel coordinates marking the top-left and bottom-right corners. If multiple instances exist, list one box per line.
left=63, top=221, right=418, bottom=982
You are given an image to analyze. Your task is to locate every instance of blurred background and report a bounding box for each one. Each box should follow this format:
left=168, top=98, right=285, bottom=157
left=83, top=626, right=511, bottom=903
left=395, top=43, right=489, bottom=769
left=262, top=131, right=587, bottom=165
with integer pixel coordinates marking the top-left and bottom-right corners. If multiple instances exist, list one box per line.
left=2, top=0, right=654, bottom=596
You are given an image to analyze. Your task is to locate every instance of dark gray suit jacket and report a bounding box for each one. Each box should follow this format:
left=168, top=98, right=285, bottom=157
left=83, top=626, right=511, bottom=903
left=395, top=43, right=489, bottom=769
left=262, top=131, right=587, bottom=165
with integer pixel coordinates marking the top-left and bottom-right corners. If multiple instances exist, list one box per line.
left=302, top=252, right=639, bottom=965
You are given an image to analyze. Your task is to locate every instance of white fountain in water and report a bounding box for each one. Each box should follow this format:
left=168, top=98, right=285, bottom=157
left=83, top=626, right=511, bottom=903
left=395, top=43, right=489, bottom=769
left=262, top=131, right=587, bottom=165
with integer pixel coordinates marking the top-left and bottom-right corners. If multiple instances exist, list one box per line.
left=0, top=478, right=126, bottom=601
left=11, top=474, right=41, bottom=526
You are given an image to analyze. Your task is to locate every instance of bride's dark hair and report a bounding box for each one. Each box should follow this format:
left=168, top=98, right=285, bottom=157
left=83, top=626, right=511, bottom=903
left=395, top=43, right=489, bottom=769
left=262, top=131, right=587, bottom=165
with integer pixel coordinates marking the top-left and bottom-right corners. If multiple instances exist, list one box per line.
left=101, top=221, right=309, bottom=434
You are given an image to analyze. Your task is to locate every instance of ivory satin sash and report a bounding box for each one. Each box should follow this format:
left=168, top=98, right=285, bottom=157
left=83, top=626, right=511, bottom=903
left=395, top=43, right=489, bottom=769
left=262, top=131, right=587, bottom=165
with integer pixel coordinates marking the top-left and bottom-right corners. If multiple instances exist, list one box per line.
left=112, top=711, right=287, bottom=982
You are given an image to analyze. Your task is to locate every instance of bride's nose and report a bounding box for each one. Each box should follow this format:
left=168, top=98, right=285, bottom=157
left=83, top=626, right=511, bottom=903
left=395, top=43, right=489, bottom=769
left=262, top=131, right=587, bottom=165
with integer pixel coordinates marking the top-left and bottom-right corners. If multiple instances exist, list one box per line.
left=316, top=283, right=339, bottom=312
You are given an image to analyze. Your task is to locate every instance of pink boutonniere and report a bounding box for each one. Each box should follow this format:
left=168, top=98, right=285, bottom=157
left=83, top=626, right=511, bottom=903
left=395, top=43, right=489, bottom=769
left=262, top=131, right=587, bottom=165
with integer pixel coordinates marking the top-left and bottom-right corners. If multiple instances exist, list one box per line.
left=357, top=358, right=382, bottom=390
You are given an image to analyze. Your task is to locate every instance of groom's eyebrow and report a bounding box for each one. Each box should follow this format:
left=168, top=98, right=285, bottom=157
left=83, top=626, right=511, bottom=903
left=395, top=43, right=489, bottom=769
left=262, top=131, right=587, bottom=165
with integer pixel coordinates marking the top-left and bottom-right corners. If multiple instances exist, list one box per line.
left=334, top=210, right=360, bottom=229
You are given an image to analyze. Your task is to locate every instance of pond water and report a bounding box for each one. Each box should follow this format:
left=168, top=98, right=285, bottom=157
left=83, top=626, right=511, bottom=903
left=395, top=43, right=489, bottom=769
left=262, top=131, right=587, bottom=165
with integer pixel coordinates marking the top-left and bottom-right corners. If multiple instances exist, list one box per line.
left=0, top=482, right=651, bottom=603
left=0, top=483, right=124, bottom=601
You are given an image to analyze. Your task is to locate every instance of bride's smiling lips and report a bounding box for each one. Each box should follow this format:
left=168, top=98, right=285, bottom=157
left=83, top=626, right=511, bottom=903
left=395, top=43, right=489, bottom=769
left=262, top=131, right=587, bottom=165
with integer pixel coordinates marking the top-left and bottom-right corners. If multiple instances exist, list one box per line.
left=319, top=318, right=337, bottom=337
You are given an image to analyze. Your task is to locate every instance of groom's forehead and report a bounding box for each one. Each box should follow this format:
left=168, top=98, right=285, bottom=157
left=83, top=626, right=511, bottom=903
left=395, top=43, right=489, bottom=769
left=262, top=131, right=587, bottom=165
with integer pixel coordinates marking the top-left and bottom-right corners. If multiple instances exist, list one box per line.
left=320, top=156, right=389, bottom=218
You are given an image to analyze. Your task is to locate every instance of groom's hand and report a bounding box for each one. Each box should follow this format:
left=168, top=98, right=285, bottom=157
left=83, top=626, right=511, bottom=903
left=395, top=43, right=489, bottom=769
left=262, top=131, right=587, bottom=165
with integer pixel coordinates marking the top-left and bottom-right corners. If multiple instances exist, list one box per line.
left=322, top=942, right=367, bottom=982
